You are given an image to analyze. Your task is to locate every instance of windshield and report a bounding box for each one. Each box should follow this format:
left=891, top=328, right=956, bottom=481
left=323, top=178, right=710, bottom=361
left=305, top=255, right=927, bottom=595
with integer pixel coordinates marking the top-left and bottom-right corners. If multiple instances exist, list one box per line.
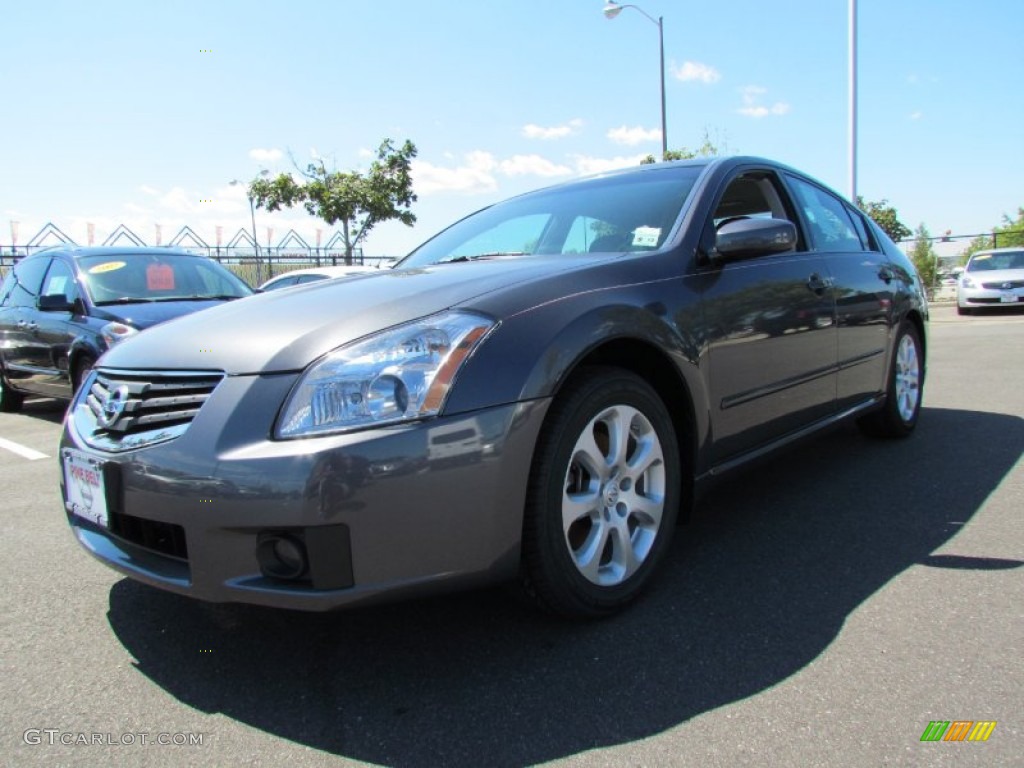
left=966, top=250, right=1024, bottom=272
left=80, top=253, right=253, bottom=304
left=399, top=166, right=703, bottom=268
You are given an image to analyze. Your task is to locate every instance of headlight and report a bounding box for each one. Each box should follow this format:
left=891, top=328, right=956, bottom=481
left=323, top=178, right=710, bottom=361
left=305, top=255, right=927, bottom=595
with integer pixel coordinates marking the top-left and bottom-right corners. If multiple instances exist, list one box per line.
left=101, top=322, right=138, bottom=346
left=275, top=311, right=496, bottom=439
left=960, top=276, right=975, bottom=288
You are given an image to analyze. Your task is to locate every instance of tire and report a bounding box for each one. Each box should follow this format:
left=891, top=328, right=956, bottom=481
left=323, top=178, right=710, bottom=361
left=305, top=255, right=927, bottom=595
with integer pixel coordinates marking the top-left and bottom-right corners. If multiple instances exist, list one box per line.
left=72, top=355, right=96, bottom=396
left=0, top=367, right=25, bottom=413
left=519, top=367, right=681, bottom=618
left=858, top=321, right=924, bottom=439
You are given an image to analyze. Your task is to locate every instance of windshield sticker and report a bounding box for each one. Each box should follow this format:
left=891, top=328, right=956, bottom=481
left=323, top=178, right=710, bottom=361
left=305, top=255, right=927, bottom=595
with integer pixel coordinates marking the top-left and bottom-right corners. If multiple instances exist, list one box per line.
left=632, top=227, right=661, bottom=248
left=88, top=261, right=126, bottom=274
left=146, top=264, right=176, bottom=290
left=972, top=254, right=992, bottom=261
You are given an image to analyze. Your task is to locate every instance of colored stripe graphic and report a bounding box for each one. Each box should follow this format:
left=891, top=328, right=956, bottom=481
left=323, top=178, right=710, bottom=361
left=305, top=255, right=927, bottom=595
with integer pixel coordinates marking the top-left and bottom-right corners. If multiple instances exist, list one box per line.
left=944, top=721, right=973, bottom=741
left=968, top=721, right=997, bottom=742
left=920, top=720, right=997, bottom=742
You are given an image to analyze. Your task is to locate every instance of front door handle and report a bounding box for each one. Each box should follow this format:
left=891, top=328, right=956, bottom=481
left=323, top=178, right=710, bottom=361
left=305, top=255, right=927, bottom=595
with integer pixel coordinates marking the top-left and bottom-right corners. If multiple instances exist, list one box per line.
left=807, top=273, right=832, bottom=295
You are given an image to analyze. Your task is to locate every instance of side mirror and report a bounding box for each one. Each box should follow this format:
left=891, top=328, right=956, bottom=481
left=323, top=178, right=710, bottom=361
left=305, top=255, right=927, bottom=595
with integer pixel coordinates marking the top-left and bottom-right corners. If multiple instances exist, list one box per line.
left=37, top=294, right=76, bottom=312
left=713, top=218, right=797, bottom=262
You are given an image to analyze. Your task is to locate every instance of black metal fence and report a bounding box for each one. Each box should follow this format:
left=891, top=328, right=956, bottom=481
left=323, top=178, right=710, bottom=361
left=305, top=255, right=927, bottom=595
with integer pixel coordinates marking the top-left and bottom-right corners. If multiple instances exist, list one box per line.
left=0, top=221, right=404, bottom=284
left=0, top=244, right=398, bottom=285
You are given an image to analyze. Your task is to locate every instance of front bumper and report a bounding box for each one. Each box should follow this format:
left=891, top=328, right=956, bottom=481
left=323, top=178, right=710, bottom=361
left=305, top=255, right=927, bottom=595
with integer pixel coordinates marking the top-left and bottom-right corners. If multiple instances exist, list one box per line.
left=957, top=284, right=1024, bottom=308
left=60, top=370, right=550, bottom=611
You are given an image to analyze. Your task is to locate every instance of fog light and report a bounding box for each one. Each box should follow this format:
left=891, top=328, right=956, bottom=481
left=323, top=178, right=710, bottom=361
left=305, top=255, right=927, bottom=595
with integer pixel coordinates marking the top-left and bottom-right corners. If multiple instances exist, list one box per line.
left=256, top=532, right=309, bottom=581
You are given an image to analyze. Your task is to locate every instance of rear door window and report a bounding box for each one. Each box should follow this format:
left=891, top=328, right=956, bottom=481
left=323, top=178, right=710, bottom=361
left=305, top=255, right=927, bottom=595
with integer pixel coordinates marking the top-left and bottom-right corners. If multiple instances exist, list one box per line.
left=786, top=175, right=864, bottom=252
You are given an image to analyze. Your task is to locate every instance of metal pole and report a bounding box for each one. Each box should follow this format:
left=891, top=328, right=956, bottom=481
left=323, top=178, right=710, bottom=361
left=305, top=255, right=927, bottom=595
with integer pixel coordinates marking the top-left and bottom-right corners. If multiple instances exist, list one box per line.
left=248, top=196, right=262, bottom=284
left=849, top=0, right=857, bottom=202
left=658, top=16, right=667, bottom=159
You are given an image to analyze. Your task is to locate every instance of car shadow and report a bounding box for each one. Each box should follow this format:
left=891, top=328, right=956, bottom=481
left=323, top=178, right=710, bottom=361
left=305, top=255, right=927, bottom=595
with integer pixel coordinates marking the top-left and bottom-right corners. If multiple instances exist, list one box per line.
left=105, top=407, right=1023, bottom=767
left=16, top=397, right=67, bottom=425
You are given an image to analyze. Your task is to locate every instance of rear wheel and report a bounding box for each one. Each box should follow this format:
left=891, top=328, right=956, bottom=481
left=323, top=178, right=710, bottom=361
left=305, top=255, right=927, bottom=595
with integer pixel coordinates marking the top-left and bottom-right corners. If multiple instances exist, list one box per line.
left=858, top=321, right=923, bottom=438
left=519, top=367, right=680, bottom=618
left=0, top=367, right=25, bottom=413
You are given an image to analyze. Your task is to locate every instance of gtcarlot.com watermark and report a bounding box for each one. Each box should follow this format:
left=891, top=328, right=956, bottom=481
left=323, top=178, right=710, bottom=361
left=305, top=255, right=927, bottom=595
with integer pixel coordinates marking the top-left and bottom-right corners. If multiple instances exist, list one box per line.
left=24, top=729, right=206, bottom=747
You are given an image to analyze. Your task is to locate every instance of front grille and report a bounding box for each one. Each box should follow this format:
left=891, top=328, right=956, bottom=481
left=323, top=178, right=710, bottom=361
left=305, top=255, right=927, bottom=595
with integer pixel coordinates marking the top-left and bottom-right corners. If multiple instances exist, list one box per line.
left=74, top=369, right=223, bottom=452
left=982, top=279, right=1024, bottom=289
left=109, top=511, right=189, bottom=561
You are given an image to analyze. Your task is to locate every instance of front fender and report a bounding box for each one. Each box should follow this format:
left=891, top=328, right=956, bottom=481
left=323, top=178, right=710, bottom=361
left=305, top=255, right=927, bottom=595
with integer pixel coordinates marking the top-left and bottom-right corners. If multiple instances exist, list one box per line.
left=445, top=282, right=702, bottom=414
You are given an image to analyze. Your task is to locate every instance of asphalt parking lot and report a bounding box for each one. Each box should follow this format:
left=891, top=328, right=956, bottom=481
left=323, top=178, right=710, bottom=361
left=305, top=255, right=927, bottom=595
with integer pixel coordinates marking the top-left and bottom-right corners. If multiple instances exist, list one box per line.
left=1, top=303, right=1021, bottom=768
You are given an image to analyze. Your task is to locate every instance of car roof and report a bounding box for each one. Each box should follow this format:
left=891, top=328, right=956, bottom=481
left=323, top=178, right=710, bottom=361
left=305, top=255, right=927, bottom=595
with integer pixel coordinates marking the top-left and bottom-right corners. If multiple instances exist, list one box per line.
left=262, top=265, right=371, bottom=281
left=30, top=246, right=206, bottom=260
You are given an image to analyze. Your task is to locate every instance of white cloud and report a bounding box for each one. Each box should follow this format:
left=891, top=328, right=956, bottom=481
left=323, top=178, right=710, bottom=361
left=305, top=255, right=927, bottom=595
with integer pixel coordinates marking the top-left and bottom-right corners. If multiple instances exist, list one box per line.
left=672, top=61, right=721, bottom=84
left=499, top=155, right=572, bottom=178
left=412, top=151, right=499, bottom=195
left=522, top=119, right=584, bottom=140
left=737, top=86, right=789, bottom=118
left=249, top=147, right=283, bottom=163
left=139, top=185, right=160, bottom=197
left=607, top=125, right=662, bottom=146
left=737, top=103, right=790, bottom=118
left=158, top=187, right=195, bottom=215
left=909, top=110, right=923, bottom=120
left=571, top=154, right=648, bottom=176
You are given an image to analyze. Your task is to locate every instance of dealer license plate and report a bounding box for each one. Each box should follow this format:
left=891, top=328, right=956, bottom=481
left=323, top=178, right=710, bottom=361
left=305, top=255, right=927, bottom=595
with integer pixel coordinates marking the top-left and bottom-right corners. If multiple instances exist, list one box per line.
left=63, top=448, right=108, bottom=528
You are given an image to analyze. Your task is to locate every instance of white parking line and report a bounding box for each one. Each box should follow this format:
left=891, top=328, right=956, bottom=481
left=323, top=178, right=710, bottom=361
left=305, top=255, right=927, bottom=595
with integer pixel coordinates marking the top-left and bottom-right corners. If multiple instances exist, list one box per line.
left=0, top=436, right=49, bottom=461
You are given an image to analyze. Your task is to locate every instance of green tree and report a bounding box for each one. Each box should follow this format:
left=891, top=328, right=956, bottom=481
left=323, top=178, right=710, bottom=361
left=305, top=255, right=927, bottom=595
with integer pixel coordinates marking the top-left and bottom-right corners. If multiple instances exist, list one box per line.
left=992, top=207, right=1024, bottom=249
left=640, top=131, right=721, bottom=164
left=908, top=223, right=938, bottom=288
left=250, top=139, right=417, bottom=264
left=959, top=234, right=993, bottom=266
left=856, top=197, right=911, bottom=243
left=958, top=207, right=1024, bottom=264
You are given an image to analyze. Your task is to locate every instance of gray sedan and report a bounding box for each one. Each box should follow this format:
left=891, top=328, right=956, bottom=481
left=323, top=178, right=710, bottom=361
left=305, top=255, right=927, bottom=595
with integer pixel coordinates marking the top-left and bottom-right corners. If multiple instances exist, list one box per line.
left=59, top=157, right=928, bottom=618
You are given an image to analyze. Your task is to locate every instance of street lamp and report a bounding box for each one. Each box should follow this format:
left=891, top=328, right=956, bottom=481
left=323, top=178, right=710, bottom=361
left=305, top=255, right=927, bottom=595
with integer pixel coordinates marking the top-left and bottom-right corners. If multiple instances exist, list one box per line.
left=848, top=0, right=858, bottom=202
left=603, top=1, right=667, bottom=160
left=230, top=169, right=269, bottom=284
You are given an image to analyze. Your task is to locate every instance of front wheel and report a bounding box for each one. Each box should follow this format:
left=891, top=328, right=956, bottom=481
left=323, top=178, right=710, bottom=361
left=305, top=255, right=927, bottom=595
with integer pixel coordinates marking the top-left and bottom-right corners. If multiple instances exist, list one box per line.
left=858, top=321, right=924, bottom=438
left=72, top=355, right=96, bottom=395
left=519, top=367, right=681, bottom=618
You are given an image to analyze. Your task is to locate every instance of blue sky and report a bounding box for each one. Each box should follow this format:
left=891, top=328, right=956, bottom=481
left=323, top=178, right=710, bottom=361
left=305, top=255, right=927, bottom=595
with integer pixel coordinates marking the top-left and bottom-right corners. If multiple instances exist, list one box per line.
left=2, top=0, right=1021, bottom=258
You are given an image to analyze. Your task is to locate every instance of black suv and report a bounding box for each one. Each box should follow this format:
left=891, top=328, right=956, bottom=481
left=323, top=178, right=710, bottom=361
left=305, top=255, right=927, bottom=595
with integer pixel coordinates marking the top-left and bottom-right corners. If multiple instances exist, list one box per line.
left=0, top=246, right=252, bottom=411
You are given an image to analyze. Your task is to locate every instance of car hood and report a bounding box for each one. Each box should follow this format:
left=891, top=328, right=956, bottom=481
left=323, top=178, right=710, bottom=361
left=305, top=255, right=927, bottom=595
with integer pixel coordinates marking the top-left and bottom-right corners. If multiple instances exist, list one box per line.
left=963, top=268, right=1024, bottom=284
left=91, top=298, right=241, bottom=329
left=99, top=256, right=608, bottom=375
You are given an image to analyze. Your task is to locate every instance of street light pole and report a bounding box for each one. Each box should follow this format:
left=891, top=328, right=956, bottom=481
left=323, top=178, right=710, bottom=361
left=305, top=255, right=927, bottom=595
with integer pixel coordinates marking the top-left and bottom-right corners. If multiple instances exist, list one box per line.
left=230, top=170, right=269, bottom=284
left=246, top=194, right=262, bottom=284
left=849, top=0, right=858, bottom=203
left=603, top=1, right=668, bottom=160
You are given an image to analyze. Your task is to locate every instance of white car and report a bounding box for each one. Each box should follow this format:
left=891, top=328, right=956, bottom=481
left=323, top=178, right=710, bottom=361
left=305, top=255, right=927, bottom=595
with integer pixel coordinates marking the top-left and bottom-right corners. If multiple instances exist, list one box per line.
left=957, top=248, right=1024, bottom=315
left=257, top=265, right=372, bottom=292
